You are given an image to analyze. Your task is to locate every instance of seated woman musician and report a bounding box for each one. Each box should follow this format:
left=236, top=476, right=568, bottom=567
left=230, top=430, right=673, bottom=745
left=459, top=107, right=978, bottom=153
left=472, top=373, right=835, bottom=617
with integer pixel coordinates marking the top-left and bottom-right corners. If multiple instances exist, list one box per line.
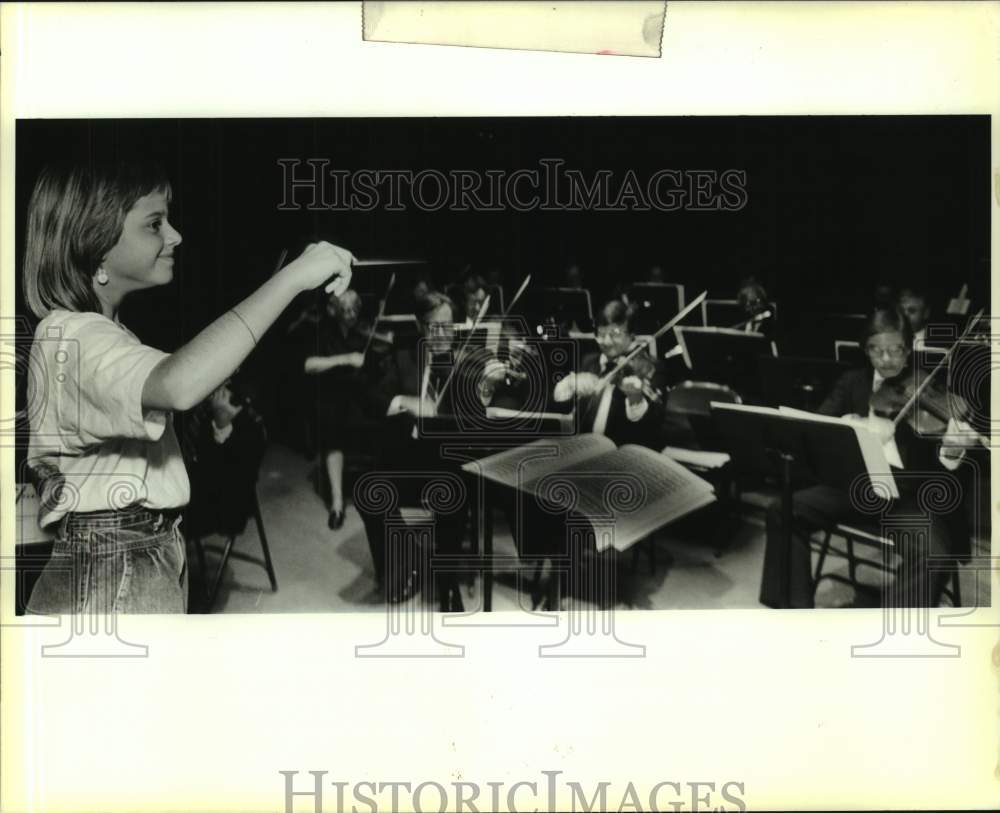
left=761, top=307, right=975, bottom=609
left=358, top=290, right=487, bottom=611
left=303, top=289, right=381, bottom=531
left=553, top=299, right=666, bottom=449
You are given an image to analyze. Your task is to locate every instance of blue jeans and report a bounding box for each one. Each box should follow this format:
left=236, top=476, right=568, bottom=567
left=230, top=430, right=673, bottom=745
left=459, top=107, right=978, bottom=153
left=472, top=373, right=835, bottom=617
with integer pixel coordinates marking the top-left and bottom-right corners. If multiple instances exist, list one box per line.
left=26, top=508, right=188, bottom=615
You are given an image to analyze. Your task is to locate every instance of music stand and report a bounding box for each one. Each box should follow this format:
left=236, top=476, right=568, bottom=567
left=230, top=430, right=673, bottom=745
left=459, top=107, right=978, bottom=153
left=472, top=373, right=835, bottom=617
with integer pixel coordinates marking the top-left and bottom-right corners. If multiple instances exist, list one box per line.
left=757, top=355, right=851, bottom=412
left=420, top=413, right=574, bottom=612
left=798, top=311, right=865, bottom=358
left=376, top=314, right=420, bottom=345
left=702, top=298, right=780, bottom=329
left=834, top=340, right=864, bottom=365
left=513, top=286, right=594, bottom=335
left=626, top=283, right=685, bottom=334
left=675, top=326, right=776, bottom=403
left=453, top=321, right=501, bottom=354
left=712, top=403, right=896, bottom=607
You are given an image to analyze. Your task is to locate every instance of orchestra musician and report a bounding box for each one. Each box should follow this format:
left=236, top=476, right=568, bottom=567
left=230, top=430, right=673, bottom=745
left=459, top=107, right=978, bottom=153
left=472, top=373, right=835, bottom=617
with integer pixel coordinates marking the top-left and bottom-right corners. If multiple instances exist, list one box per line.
left=554, top=300, right=666, bottom=449
left=303, top=289, right=372, bottom=531
left=516, top=300, right=667, bottom=609
left=181, top=374, right=268, bottom=542
left=760, top=307, right=974, bottom=608
left=736, top=276, right=778, bottom=345
left=358, top=290, right=487, bottom=611
left=897, top=285, right=931, bottom=349
left=459, top=271, right=489, bottom=326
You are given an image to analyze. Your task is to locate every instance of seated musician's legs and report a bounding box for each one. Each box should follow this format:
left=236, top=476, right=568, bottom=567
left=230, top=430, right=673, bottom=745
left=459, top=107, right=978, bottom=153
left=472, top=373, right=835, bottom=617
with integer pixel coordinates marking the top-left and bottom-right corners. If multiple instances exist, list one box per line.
left=355, top=468, right=425, bottom=597
left=357, top=502, right=387, bottom=589
left=432, top=507, right=468, bottom=612
left=761, top=485, right=852, bottom=609
left=502, top=497, right=576, bottom=609
left=884, top=498, right=953, bottom=607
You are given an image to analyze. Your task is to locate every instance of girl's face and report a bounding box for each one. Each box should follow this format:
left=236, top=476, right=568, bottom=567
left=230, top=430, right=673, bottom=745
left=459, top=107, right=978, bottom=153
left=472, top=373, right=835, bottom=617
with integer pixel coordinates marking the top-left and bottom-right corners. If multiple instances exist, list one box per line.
left=102, top=189, right=182, bottom=292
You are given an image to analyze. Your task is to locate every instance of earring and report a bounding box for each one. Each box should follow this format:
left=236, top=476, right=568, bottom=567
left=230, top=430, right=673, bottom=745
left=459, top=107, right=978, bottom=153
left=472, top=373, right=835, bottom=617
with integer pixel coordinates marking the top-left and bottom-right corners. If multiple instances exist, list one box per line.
left=95, top=267, right=109, bottom=286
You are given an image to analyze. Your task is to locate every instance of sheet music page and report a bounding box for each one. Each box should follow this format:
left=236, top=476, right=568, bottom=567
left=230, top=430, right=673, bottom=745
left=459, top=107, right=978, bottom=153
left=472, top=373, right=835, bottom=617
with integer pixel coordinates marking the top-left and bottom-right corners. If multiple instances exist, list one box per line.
left=463, top=433, right=614, bottom=488
left=536, top=445, right=715, bottom=550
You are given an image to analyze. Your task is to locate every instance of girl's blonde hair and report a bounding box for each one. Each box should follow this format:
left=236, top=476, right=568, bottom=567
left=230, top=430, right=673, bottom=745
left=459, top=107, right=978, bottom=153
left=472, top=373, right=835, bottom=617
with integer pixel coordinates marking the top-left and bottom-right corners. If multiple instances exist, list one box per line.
left=22, top=161, right=171, bottom=319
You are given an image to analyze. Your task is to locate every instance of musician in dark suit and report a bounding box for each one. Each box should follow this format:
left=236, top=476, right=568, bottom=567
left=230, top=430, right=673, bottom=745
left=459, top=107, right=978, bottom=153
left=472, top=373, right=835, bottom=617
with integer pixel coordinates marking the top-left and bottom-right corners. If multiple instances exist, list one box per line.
left=553, top=299, right=666, bottom=450
left=358, top=291, right=486, bottom=611
left=737, top=277, right=779, bottom=347
left=181, top=376, right=268, bottom=537
left=897, top=286, right=931, bottom=349
left=519, top=300, right=666, bottom=608
left=761, top=308, right=972, bottom=608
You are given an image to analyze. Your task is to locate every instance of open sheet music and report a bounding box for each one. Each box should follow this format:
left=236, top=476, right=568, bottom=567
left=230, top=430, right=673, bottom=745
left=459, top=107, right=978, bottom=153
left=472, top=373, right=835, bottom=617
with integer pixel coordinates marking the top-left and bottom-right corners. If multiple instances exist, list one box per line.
left=463, top=435, right=716, bottom=552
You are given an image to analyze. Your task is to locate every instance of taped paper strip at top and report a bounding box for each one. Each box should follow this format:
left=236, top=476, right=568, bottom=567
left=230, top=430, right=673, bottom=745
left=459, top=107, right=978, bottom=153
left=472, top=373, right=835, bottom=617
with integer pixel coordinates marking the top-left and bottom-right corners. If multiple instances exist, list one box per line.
left=363, top=1, right=667, bottom=58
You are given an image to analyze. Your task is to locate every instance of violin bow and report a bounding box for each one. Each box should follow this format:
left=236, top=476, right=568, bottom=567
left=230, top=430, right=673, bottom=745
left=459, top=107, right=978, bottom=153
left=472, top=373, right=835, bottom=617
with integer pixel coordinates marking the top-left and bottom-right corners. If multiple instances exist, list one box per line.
left=273, top=248, right=289, bottom=275
left=434, top=294, right=492, bottom=410
left=890, top=308, right=985, bottom=428
left=503, top=274, right=532, bottom=316
left=595, top=290, right=707, bottom=391
left=361, top=272, right=397, bottom=359
left=351, top=258, right=426, bottom=267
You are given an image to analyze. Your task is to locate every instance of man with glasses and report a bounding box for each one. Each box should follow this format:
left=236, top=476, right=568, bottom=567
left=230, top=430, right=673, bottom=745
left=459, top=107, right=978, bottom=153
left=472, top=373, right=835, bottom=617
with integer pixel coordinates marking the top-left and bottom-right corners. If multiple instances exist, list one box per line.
left=554, top=299, right=666, bottom=449
left=760, top=307, right=972, bottom=609
left=360, top=290, right=486, bottom=611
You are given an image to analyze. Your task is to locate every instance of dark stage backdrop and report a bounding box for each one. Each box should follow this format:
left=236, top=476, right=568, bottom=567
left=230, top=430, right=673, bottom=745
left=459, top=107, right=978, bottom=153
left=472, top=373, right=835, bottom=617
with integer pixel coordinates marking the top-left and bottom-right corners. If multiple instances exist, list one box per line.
left=13, top=116, right=991, bottom=451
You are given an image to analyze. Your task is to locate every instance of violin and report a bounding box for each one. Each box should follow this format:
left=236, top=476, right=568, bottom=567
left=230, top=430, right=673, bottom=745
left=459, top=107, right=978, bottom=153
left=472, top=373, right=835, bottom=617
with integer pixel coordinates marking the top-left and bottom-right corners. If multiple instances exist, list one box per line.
left=869, top=308, right=986, bottom=448
left=601, top=345, right=663, bottom=403
left=357, top=323, right=394, bottom=354
left=869, top=368, right=969, bottom=436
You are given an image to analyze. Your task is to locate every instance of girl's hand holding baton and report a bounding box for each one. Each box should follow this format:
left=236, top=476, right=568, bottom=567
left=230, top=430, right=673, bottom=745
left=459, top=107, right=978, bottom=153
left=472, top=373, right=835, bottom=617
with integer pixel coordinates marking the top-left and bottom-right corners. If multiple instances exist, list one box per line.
left=145, top=241, right=355, bottom=413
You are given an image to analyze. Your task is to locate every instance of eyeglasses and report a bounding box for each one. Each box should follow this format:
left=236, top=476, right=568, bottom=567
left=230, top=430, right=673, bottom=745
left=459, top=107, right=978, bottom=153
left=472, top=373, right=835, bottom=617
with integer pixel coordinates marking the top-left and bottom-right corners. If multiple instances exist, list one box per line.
left=423, top=321, right=454, bottom=336
left=596, top=327, right=628, bottom=340
left=865, top=344, right=908, bottom=360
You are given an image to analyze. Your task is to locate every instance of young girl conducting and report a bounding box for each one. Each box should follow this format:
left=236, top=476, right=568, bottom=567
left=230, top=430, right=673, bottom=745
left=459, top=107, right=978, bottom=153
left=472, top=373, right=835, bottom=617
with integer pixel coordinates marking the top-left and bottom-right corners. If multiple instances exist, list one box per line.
left=22, top=161, right=353, bottom=614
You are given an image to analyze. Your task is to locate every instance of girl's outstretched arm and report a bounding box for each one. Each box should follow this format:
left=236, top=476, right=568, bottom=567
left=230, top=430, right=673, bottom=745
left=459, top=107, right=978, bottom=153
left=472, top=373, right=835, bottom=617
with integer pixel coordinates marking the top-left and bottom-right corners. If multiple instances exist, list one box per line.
left=143, top=242, right=354, bottom=412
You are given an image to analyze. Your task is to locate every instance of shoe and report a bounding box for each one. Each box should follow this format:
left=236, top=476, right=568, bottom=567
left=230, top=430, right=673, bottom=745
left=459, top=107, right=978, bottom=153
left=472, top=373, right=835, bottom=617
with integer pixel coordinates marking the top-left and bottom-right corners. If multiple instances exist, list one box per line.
left=388, top=568, right=421, bottom=604
left=327, top=509, right=345, bottom=530
left=439, top=586, right=465, bottom=613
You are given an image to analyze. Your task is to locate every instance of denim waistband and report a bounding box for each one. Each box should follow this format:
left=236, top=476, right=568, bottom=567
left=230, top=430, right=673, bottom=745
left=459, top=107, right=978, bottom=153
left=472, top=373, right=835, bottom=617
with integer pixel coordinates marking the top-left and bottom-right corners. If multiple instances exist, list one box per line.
left=61, top=506, right=183, bottom=534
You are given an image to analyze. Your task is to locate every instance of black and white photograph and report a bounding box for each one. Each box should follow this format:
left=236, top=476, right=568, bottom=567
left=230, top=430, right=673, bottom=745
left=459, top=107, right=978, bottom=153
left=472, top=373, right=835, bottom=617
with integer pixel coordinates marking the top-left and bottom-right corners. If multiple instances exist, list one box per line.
left=2, top=4, right=997, bottom=813
left=12, top=115, right=992, bottom=616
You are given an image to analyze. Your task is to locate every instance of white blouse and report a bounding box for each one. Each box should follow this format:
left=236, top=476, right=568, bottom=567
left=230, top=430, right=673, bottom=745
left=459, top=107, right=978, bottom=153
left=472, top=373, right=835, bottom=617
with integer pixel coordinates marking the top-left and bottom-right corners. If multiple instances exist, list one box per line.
left=27, top=310, right=190, bottom=528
